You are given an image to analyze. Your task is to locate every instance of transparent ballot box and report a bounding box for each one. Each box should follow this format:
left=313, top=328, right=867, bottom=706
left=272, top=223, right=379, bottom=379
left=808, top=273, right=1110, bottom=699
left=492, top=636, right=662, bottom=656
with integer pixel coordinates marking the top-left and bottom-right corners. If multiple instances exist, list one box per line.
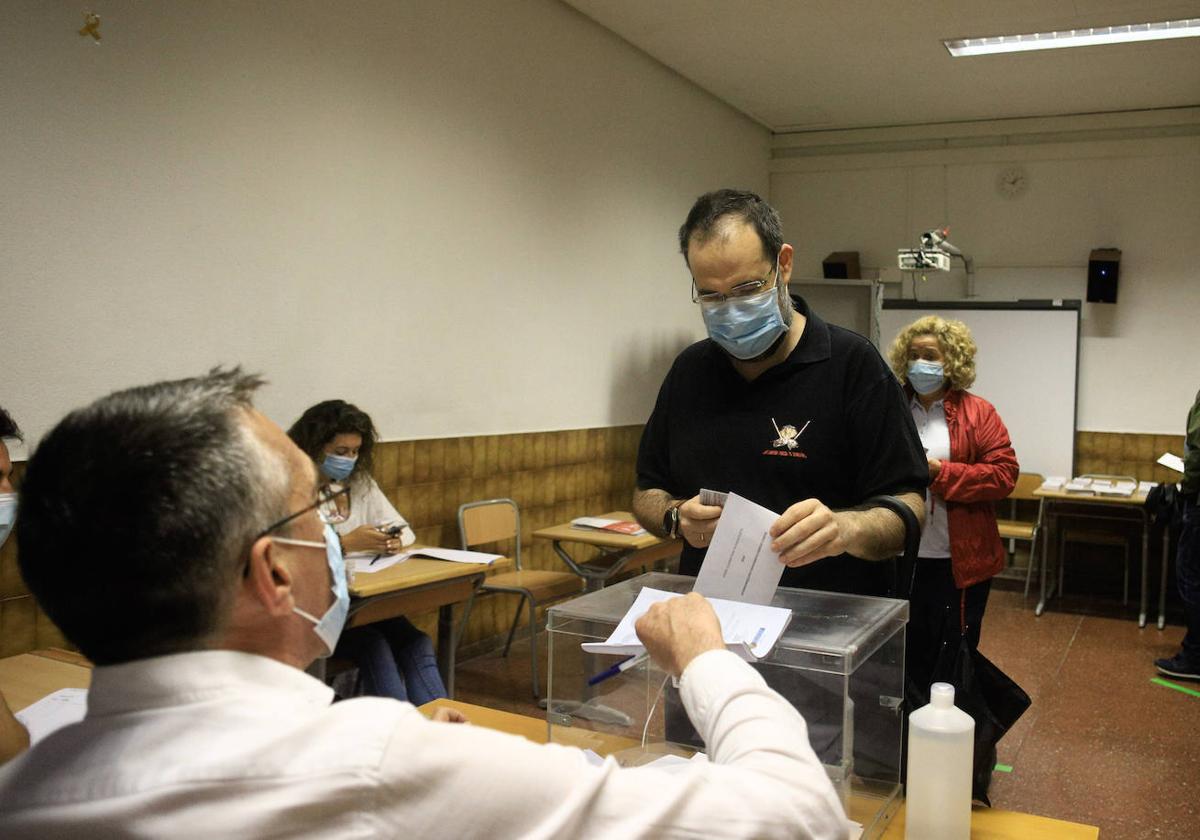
left=546, top=572, right=908, bottom=838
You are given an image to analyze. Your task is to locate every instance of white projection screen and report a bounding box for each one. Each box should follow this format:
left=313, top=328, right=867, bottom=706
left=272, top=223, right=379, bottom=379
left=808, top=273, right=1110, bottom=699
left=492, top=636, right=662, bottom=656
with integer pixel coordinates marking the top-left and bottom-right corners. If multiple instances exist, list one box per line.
left=879, top=301, right=1080, bottom=480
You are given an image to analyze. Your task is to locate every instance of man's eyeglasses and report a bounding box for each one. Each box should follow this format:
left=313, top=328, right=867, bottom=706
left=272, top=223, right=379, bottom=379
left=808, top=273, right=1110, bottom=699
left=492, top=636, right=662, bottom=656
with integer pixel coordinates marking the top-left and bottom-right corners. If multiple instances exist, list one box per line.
left=692, top=264, right=779, bottom=304
left=256, top=483, right=351, bottom=540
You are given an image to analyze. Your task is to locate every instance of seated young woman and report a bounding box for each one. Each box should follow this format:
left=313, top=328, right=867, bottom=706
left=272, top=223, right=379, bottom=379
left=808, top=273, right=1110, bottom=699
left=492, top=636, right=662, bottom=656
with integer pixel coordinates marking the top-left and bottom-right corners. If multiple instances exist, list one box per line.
left=287, top=400, right=447, bottom=705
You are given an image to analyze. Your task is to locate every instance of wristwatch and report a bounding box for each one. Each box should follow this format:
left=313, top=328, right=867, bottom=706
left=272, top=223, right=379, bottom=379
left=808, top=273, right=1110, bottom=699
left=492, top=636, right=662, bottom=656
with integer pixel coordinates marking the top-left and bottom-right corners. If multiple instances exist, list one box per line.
left=662, top=502, right=682, bottom=539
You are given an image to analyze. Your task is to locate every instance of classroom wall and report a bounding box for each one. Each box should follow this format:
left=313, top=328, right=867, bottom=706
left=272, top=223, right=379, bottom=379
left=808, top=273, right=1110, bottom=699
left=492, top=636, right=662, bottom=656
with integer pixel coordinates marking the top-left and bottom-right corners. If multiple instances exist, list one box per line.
left=0, top=0, right=769, bottom=457
left=769, top=110, right=1200, bottom=436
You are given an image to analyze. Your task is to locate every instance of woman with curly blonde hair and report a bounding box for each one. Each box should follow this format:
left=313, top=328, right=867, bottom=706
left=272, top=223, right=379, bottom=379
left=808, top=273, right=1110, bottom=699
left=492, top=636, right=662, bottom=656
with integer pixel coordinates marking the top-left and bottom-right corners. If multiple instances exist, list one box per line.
left=887, top=316, right=1018, bottom=709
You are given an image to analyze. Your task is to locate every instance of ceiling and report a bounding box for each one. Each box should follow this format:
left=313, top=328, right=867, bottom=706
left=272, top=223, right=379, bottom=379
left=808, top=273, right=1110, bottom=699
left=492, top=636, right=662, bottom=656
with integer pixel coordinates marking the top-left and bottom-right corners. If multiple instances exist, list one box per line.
left=562, top=0, right=1200, bottom=132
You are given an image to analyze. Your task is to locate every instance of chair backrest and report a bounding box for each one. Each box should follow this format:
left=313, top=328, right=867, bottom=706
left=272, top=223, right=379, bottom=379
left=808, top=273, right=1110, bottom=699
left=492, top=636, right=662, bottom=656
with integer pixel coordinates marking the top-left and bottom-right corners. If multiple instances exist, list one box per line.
left=1008, top=472, right=1046, bottom=501
left=458, top=498, right=521, bottom=570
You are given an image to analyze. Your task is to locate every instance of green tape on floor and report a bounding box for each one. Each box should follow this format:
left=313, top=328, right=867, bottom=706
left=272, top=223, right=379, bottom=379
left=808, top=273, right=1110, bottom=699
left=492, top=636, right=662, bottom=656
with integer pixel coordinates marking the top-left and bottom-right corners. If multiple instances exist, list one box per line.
left=994, top=763, right=1013, bottom=773
left=1151, top=677, right=1200, bottom=699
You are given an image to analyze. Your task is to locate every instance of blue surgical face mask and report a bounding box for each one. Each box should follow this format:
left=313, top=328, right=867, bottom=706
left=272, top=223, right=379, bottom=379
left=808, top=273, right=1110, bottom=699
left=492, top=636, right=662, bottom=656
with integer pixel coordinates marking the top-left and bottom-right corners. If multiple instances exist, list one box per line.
left=320, top=452, right=357, bottom=482
left=0, top=493, right=16, bottom=549
left=908, top=360, right=946, bottom=395
left=275, top=523, right=349, bottom=658
left=700, top=282, right=789, bottom=361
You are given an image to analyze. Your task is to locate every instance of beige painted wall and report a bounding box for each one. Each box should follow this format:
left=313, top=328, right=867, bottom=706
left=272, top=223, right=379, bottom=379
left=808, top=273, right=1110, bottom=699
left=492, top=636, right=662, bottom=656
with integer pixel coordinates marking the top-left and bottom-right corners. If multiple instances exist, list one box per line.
left=770, top=113, right=1200, bottom=434
left=0, top=0, right=768, bottom=454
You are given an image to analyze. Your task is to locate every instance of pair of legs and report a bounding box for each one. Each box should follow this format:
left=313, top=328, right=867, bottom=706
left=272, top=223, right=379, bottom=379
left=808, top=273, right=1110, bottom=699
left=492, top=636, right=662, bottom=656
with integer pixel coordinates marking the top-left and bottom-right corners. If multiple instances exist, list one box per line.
left=900, top=556, right=991, bottom=787
left=905, top=556, right=991, bottom=706
left=1157, top=497, right=1200, bottom=679
left=335, top=617, right=447, bottom=704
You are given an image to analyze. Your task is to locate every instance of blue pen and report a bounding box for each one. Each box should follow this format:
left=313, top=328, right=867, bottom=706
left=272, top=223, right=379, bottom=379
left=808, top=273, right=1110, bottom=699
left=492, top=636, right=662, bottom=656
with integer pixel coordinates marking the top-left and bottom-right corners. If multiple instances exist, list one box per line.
left=587, top=652, right=650, bottom=686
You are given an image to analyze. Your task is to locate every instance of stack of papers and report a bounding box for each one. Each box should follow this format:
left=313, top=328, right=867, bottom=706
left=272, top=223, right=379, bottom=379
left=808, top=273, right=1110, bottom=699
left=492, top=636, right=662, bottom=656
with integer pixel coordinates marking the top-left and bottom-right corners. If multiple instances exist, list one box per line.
left=581, top=587, right=792, bottom=662
left=1091, top=480, right=1137, bottom=497
left=570, top=517, right=647, bottom=536
left=1040, top=476, right=1066, bottom=491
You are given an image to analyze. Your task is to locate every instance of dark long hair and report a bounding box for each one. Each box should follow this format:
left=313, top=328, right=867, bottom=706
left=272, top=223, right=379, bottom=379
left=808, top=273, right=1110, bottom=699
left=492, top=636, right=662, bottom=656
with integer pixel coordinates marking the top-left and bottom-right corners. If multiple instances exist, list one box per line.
left=286, top=400, right=377, bottom=479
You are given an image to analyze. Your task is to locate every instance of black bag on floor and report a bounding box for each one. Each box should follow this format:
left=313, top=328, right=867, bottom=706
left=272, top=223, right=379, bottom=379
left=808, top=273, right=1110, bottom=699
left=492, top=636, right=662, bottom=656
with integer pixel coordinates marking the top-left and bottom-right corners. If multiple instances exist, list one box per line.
left=931, top=625, right=1031, bottom=806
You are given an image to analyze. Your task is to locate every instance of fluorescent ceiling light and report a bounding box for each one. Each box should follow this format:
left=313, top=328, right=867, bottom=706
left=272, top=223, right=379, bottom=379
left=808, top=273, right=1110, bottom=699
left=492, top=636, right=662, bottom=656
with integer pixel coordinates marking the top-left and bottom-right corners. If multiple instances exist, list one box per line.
left=944, top=18, right=1200, bottom=56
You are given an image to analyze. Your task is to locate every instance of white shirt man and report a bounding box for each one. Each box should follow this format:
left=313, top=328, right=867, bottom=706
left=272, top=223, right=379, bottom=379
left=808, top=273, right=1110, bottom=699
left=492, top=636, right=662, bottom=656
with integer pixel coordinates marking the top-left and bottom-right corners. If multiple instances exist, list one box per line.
left=0, top=370, right=848, bottom=839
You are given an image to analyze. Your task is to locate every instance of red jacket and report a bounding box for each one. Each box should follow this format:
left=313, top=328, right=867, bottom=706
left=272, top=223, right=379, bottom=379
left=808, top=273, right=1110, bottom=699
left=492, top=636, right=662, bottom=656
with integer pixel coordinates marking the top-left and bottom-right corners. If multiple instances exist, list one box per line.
left=921, top=388, right=1020, bottom=588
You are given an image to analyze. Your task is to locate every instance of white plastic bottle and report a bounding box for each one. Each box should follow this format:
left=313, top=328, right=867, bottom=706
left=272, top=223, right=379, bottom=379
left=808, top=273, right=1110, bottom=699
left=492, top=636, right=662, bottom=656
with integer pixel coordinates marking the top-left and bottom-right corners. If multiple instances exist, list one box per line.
left=905, top=682, right=974, bottom=840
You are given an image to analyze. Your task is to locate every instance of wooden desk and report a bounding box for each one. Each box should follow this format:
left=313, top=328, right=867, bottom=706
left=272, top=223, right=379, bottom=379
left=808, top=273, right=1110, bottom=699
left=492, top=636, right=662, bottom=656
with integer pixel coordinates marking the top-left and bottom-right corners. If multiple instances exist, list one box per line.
left=881, top=804, right=1098, bottom=839
left=533, top=511, right=680, bottom=592
left=0, top=649, right=92, bottom=712
left=347, top=546, right=512, bottom=696
left=418, top=698, right=1099, bottom=839
left=1033, top=487, right=1155, bottom=626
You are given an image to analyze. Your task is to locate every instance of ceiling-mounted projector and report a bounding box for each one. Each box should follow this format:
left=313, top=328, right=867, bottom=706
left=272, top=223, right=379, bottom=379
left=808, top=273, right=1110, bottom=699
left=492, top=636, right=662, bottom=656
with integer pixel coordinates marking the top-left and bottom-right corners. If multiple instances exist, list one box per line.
left=897, top=248, right=951, bottom=271
left=897, top=227, right=977, bottom=296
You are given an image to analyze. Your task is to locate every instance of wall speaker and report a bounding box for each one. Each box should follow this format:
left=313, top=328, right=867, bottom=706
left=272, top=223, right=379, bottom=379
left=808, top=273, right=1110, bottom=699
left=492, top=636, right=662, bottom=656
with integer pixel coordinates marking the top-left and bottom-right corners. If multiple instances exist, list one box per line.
left=822, top=251, right=861, bottom=280
left=1087, top=248, right=1120, bottom=303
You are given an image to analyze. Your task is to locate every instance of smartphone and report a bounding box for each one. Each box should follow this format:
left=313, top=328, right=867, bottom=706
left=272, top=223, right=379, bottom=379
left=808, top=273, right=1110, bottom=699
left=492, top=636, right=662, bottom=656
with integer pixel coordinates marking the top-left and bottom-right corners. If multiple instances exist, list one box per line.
left=379, top=524, right=404, bottom=537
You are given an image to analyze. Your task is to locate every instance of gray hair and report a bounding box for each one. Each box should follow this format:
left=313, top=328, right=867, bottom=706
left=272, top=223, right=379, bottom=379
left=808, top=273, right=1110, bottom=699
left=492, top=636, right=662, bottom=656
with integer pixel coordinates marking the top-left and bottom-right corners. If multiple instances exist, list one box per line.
left=17, top=367, right=291, bottom=665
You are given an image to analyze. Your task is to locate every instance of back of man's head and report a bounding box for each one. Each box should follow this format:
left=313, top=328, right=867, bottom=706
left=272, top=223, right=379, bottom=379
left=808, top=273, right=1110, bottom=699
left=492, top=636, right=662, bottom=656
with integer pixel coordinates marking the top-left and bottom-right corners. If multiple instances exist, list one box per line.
left=17, top=368, right=289, bottom=666
left=678, top=189, right=784, bottom=267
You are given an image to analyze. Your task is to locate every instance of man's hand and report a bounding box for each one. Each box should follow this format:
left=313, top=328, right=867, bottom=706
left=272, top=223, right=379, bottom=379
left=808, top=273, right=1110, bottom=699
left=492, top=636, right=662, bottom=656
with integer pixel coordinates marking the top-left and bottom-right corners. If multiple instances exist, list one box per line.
left=769, top=499, right=848, bottom=568
left=634, top=592, right=725, bottom=678
left=340, top=525, right=400, bottom=555
left=430, top=706, right=469, bottom=724
left=677, top=496, right=723, bottom=548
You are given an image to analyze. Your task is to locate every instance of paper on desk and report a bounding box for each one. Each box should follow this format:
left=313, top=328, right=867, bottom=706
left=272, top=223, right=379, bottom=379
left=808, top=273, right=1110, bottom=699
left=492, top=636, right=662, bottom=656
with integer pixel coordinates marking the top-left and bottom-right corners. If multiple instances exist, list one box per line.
left=570, top=517, right=647, bottom=536
left=580, top=587, right=791, bottom=661
left=396, top=547, right=502, bottom=565
left=348, top=553, right=407, bottom=574
left=638, top=752, right=709, bottom=773
left=694, top=492, right=785, bottom=605
left=1158, top=452, right=1185, bottom=473
left=14, top=687, right=87, bottom=746
left=1093, top=481, right=1137, bottom=497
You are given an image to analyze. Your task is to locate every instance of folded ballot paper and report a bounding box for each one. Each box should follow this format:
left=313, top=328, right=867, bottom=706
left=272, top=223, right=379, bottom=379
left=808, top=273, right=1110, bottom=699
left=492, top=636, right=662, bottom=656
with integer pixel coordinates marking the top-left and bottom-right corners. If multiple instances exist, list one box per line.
left=570, top=517, right=647, bottom=536
left=581, top=587, right=792, bottom=662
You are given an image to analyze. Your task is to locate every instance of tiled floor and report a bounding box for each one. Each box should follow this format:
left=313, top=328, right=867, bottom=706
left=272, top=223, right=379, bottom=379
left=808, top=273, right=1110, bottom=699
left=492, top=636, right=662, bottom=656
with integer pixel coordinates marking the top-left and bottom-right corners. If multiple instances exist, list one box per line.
left=455, top=583, right=1200, bottom=840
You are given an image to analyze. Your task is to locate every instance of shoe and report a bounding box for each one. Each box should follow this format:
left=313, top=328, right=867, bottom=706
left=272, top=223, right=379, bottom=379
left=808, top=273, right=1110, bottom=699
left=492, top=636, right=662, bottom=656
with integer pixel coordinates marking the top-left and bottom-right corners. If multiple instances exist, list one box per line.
left=1155, top=653, right=1200, bottom=681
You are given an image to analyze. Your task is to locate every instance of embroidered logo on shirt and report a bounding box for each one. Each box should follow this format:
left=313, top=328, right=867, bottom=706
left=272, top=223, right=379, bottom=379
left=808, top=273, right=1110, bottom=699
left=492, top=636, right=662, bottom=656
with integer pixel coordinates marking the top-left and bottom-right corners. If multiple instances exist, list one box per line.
left=764, top=418, right=810, bottom=458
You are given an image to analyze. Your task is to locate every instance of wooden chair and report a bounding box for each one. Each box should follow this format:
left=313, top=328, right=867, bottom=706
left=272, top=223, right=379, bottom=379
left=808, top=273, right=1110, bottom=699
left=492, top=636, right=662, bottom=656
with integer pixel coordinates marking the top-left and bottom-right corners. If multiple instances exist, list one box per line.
left=457, top=499, right=582, bottom=699
left=995, top=472, right=1045, bottom=598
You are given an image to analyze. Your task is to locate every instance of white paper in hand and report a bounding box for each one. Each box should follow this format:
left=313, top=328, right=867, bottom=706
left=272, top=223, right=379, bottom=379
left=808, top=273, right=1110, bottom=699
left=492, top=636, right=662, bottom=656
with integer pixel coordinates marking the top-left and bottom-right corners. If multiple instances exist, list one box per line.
left=580, top=587, right=791, bottom=661
left=693, top=492, right=784, bottom=605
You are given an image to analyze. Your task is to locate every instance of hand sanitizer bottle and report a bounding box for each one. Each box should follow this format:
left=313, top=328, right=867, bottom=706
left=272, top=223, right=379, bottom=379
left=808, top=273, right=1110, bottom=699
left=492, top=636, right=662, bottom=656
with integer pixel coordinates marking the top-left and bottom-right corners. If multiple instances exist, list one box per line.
left=905, top=682, right=974, bottom=840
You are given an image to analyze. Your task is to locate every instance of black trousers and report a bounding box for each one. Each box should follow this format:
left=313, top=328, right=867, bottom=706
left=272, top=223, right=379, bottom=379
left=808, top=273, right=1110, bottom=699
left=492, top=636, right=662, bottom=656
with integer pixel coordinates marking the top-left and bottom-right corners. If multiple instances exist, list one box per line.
left=904, top=556, right=992, bottom=700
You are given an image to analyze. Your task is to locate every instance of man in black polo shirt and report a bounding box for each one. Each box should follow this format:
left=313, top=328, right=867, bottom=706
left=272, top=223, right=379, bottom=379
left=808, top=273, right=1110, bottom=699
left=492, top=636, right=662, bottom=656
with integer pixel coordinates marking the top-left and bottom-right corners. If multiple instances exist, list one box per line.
left=633, top=189, right=927, bottom=598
